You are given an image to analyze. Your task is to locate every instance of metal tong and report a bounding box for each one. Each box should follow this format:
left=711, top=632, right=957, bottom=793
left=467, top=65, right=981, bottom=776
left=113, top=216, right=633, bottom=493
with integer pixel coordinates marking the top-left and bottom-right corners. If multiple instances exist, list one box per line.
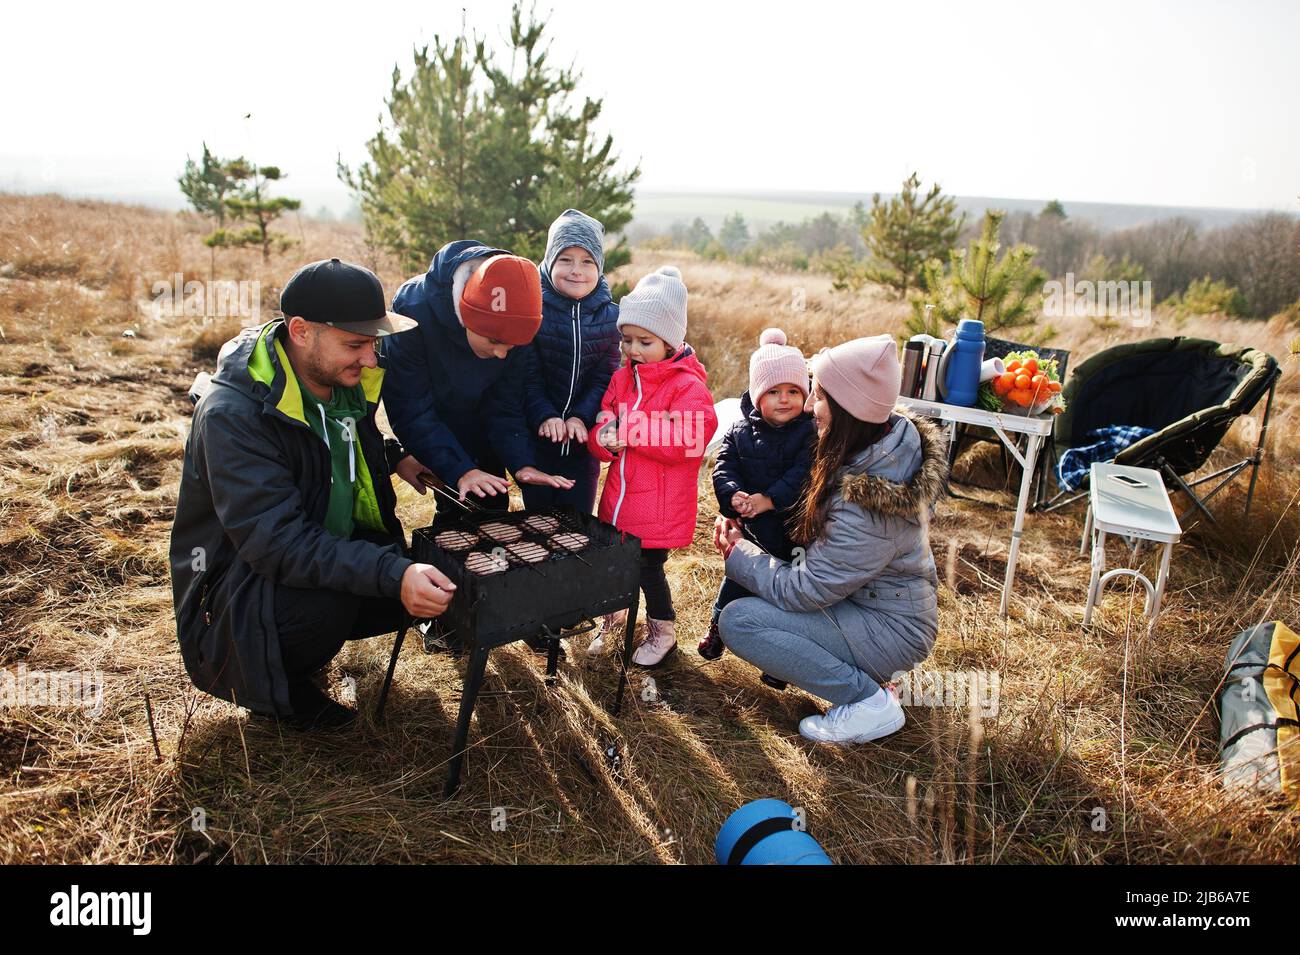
left=418, top=472, right=487, bottom=515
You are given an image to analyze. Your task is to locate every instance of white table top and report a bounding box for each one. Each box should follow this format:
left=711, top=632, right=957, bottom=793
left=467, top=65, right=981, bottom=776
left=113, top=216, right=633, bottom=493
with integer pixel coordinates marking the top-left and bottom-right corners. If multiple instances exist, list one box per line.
left=897, top=396, right=1055, bottom=436
left=1089, top=463, right=1182, bottom=542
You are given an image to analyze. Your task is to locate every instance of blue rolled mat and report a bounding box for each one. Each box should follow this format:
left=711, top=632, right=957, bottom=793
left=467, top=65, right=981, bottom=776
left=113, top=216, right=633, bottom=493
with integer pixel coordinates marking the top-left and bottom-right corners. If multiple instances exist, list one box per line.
left=715, top=798, right=832, bottom=865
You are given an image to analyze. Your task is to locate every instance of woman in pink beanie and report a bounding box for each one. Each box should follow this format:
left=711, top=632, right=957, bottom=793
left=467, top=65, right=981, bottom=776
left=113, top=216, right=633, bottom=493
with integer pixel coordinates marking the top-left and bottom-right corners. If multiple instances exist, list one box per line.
left=713, top=334, right=949, bottom=745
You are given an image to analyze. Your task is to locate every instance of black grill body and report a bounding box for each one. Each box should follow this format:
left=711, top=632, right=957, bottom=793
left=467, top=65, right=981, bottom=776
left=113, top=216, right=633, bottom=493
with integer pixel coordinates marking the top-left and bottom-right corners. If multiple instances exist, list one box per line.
left=411, top=508, right=641, bottom=648
left=377, top=506, right=643, bottom=796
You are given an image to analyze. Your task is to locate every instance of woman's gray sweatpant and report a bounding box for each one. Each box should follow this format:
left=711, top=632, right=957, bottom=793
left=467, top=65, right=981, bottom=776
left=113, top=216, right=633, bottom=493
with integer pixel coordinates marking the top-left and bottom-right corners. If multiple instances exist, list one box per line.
left=719, top=596, right=926, bottom=706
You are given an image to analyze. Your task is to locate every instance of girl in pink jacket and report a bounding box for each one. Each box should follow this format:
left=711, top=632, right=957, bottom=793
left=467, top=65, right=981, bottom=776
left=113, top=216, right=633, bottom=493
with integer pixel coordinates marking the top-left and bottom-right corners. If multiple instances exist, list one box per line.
left=585, top=266, right=717, bottom=667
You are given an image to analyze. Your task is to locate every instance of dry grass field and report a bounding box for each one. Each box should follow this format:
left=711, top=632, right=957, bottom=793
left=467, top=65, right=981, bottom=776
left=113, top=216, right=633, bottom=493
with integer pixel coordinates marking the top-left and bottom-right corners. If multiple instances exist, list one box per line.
left=1, top=193, right=1298, bottom=864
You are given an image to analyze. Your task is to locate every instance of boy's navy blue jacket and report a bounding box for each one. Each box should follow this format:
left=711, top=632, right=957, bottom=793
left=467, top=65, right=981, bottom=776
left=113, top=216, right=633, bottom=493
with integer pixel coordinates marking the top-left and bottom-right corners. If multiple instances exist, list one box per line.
left=522, top=269, right=621, bottom=430
left=712, top=390, right=817, bottom=558
left=381, top=240, right=533, bottom=486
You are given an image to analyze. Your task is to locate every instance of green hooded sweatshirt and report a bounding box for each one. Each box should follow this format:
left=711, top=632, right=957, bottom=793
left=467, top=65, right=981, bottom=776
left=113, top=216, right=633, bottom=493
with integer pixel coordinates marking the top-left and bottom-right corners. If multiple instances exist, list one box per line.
left=295, top=371, right=369, bottom=539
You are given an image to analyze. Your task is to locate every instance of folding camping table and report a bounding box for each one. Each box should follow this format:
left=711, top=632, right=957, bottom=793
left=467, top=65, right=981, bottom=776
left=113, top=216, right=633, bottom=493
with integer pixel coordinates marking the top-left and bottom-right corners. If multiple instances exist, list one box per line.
left=898, top=396, right=1055, bottom=617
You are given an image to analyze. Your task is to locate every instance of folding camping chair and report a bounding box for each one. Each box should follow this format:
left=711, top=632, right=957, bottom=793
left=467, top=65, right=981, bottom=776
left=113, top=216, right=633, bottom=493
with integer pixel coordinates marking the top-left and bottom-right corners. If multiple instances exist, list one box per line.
left=1038, top=337, right=1280, bottom=524
left=946, top=336, right=1071, bottom=509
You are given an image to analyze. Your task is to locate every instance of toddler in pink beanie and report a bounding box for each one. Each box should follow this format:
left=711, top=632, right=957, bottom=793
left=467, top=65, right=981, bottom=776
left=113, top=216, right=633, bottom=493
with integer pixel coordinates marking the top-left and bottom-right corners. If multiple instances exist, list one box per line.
left=700, top=328, right=817, bottom=661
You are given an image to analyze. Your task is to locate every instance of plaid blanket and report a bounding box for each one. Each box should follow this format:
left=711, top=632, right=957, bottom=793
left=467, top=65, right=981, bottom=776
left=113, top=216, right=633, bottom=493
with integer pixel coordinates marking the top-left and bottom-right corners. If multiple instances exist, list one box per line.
left=1057, top=425, right=1155, bottom=491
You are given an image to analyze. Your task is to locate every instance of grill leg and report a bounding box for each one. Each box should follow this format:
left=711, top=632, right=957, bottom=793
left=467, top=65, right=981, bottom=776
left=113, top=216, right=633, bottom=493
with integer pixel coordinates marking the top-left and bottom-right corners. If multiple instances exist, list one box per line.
left=611, top=600, right=640, bottom=716
left=544, top=636, right=561, bottom=684
left=374, top=618, right=412, bottom=722
left=444, top=644, right=490, bottom=798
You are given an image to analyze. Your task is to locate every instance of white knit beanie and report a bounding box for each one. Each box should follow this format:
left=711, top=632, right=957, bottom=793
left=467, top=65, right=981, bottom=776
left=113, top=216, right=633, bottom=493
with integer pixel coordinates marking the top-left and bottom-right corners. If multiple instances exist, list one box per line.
left=748, top=328, right=809, bottom=403
left=617, top=266, right=688, bottom=350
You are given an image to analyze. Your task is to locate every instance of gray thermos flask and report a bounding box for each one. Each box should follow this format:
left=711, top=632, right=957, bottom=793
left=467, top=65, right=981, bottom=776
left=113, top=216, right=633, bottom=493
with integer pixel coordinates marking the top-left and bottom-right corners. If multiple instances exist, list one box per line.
left=921, top=340, right=946, bottom=401
left=901, top=341, right=926, bottom=397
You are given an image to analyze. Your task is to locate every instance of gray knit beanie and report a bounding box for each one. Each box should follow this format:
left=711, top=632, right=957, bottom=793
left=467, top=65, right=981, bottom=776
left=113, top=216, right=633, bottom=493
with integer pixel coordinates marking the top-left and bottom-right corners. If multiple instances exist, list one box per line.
left=543, top=208, right=606, bottom=277
left=617, top=265, right=688, bottom=350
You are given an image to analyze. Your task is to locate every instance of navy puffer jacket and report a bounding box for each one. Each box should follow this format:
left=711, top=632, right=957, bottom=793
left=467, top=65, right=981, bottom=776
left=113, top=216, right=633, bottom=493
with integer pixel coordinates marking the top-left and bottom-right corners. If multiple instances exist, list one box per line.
left=521, top=268, right=621, bottom=430
left=381, top=240, right=534, bottom=486
left=712, top=390, right=817, bottom=558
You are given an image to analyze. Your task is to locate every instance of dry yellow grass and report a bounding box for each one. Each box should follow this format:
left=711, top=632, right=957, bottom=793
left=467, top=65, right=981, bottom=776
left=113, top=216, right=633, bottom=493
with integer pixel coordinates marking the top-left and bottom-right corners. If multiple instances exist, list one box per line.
left=1, top=193, right=1297, bottom=864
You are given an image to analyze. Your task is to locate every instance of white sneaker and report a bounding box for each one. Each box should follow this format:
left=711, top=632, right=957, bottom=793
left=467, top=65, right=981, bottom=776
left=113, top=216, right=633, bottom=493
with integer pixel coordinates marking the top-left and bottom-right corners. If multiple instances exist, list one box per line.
left=586, top=610, right=628, bottom=656
left=632, top=618, right=678, bottom=668
left=798, top=687, right=905, bottom=745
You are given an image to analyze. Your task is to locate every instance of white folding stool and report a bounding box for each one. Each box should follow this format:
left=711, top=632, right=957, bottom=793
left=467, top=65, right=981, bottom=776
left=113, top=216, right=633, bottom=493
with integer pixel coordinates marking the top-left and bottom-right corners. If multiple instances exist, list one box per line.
left=1080, top=463, right=1182, bottom=627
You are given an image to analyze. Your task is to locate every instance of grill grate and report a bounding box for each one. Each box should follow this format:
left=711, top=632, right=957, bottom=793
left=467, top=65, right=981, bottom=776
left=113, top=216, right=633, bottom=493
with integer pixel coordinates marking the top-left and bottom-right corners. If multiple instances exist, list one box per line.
left=424, top=506, right=599, bottom=575
left=411, top=506, right=640, bottom=648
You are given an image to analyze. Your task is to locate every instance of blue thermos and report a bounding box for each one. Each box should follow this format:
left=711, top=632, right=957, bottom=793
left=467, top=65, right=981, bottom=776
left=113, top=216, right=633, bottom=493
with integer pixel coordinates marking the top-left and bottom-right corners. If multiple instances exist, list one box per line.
left=714, top=798, right=833, bottom=865
left=941, top=318, right=985, bottom=407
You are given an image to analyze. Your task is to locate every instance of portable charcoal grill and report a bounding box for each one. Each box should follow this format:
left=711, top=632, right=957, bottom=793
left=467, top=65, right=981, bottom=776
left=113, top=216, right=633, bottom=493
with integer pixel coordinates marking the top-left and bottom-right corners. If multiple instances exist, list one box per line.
left=374, top=503, right=642, bottom=796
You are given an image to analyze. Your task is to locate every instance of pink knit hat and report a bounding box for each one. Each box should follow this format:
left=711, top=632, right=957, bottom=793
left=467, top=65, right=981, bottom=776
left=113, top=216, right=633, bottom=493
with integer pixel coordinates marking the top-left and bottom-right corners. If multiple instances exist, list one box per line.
left=810, top=334, right=901, bottom=423
left=748, top=328, right=809, bottom=403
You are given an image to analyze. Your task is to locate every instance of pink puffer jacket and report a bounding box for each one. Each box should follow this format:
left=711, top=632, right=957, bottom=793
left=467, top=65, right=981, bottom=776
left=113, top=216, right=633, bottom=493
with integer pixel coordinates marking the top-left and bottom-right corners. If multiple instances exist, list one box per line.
left=587, top=346, right=718, bottom=549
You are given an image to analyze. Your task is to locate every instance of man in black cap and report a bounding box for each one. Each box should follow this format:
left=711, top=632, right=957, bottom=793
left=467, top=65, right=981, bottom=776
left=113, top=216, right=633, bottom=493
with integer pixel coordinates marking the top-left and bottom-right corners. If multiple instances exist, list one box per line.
left=170, top=258, right=455, bottom=729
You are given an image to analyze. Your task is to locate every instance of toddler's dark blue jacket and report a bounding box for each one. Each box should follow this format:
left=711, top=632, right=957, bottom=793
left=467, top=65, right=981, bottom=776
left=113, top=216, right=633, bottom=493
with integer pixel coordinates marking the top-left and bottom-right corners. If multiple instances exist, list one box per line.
left=712, top=390, right=817, bottom=558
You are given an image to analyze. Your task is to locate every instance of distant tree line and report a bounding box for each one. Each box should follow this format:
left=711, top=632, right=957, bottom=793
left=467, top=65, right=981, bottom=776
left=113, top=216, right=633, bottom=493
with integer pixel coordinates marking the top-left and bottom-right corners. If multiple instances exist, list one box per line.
left=636, top=176, right=1300, bottom=321
left=638, top=208, right=868, bottom=272
left=998, top=206, right=1299, bottom=319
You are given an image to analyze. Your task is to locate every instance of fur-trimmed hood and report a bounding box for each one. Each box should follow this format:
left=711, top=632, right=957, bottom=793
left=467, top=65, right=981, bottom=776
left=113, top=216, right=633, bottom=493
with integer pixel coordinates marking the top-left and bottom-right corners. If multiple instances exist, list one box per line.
left=839, top=407, right=948, bottom=519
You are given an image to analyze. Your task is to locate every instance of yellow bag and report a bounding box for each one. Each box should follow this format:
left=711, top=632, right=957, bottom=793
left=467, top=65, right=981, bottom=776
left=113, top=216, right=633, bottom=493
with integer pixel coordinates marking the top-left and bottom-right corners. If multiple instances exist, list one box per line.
left=1219, top=620, right=1300, bottom=801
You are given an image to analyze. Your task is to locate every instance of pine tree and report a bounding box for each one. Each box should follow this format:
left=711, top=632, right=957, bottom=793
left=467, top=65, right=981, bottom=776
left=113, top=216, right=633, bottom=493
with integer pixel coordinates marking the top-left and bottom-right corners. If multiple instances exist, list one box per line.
left=719, top=212, right=750, bottom=256
left=532, top=94, right=637, bottom=270
left=684, top=217, right=714, bottom=253
left=1040, top=199, right=1067, bottom=220
left=179, top=146, right=256, bottom=275
left=340, top=3, right=638, bottom=274
left=178, top=145, right=249, bottom=228
left=825, top=246, right=869, bottom=293
left=863, top=173, right=963, bottom=298
left=848, top=200, right=869, bottom=233
left=207, top=165, right=301, bottom=262
left=339, top=37, right=490, bottom=273
left=906, top=210, right=1053, bottom=343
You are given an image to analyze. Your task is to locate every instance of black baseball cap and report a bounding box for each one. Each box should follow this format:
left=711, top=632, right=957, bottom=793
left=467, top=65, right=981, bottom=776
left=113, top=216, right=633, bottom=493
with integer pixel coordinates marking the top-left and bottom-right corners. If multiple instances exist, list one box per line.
left=279, top=258, right=417, bottom=337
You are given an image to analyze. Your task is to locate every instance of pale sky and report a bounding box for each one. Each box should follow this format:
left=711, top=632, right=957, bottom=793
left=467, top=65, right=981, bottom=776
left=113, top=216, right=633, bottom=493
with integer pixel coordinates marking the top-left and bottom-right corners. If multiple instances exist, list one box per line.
left=2, top=0, right=1296, bottom=215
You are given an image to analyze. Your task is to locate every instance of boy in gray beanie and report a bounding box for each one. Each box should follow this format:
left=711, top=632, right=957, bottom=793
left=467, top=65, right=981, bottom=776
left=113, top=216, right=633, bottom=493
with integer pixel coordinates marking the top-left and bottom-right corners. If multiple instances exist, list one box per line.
left=520, top=209, right=623, bottom=515
left=542, top=208, right=605, bottom=276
